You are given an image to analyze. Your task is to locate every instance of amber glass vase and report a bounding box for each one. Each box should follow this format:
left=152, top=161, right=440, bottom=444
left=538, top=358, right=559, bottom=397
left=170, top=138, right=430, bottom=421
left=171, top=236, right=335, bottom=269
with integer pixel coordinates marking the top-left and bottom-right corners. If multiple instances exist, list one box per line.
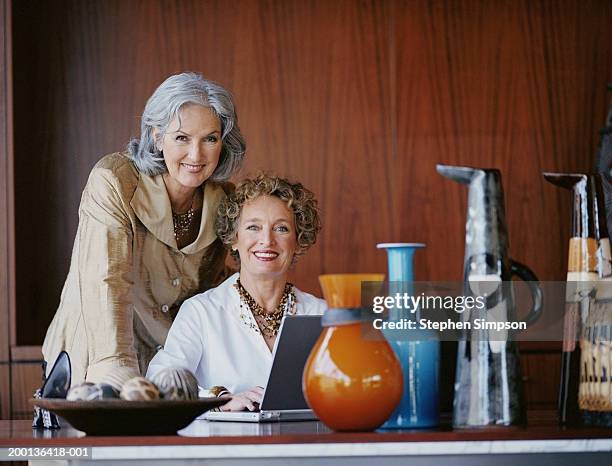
left=302, top=274, right=403, bottom=432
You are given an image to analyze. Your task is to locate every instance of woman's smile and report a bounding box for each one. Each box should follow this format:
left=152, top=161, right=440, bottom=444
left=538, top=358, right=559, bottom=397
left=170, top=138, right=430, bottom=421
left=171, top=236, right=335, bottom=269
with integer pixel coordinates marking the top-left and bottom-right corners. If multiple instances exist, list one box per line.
left=252, top=249, right=280, bottom=261
left=181, top=162, right=207, bottom=173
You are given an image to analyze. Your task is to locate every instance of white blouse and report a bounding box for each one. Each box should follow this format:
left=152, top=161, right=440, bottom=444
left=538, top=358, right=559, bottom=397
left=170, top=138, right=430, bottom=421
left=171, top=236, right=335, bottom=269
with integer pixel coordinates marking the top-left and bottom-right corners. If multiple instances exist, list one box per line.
left=146, top=273, right=327, bottom=395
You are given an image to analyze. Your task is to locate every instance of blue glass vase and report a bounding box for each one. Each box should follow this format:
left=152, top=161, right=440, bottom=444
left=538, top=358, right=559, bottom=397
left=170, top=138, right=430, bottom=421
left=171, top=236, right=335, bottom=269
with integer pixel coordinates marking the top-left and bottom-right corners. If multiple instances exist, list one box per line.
left=377, top=243, right=440, bottom=429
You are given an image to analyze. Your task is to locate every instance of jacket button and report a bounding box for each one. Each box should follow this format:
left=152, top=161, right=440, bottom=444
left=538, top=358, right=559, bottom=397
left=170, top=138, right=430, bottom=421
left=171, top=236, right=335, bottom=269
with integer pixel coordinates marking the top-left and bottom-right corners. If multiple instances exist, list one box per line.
left=161, top=304, right=169, bottom=313
left=172, top=278, right=180, bottom=287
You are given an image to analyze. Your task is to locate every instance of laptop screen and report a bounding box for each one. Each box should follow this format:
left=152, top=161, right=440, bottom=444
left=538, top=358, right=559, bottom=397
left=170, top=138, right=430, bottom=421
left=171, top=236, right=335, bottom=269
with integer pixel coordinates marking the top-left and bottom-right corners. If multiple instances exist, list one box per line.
left=260, top=315, right=323, bottom=411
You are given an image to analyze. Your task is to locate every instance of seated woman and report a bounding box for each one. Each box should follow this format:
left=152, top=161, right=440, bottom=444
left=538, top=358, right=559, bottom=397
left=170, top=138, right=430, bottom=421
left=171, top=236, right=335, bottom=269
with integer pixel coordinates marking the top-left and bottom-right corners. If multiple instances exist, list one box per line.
left=146, top=174, right=326, bottom=411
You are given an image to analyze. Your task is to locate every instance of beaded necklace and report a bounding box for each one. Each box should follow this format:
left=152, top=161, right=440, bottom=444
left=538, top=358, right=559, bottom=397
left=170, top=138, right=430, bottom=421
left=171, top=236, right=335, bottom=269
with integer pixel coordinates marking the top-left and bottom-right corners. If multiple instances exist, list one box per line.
left=172, top=191, right=199, bottom=244
left=235, top=278, right=296, bottom=337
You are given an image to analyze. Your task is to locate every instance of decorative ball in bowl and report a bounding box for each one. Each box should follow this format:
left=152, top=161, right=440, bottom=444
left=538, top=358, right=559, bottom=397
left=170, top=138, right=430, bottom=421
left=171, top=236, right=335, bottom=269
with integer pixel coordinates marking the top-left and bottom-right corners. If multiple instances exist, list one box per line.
left=31, top=397, right=228, bottom=436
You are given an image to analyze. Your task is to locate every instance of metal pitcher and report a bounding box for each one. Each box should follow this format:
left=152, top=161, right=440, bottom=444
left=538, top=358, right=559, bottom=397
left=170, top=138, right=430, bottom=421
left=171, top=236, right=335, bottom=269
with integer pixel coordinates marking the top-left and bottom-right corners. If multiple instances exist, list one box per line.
left=437, top=164, right=543, bottom=427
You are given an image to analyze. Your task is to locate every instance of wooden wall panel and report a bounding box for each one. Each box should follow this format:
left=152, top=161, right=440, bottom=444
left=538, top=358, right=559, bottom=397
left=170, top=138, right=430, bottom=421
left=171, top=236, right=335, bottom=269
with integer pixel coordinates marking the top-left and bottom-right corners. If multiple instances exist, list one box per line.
left=0, top=365, right=8, bottom=420
left=9, top=362, right=40, bottom=420
left=11, top=0, right=396, bottom=344
left=521, top=351, right=562, bottom=410
left=10, top=347, right=42, bottom=420
left=12, top=0, right=148, bottom=345
left=392, top=0, right=612, bottom=281
left=0, top=0, right=13, bottom=419
left=9, top=0, right=612, bottom=378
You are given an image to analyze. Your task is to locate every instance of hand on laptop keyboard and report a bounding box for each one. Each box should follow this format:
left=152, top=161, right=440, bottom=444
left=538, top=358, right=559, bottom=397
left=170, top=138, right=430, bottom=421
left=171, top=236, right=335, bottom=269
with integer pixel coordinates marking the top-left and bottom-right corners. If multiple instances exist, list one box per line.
left=219, top=386, right=264, bottom=412
left=245, top=402, right=260, bottom=412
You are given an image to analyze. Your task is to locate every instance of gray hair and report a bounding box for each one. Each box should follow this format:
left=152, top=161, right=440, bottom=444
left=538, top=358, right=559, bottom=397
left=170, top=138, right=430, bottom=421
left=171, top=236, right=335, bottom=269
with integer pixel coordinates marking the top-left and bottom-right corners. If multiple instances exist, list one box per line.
left=127, top=72, right=246, bottom=181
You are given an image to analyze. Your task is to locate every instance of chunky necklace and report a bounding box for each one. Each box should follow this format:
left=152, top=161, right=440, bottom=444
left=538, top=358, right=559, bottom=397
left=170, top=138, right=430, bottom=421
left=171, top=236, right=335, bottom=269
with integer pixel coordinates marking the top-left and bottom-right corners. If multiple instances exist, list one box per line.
left=172, top=192, right=198, bottom=244
left=235, top=278, right=296, bottom=337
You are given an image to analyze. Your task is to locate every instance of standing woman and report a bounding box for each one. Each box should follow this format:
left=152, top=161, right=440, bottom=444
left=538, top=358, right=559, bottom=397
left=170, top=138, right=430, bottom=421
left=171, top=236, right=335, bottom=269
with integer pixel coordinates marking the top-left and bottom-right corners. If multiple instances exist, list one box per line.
left=42, top=72, right=246, bottom=387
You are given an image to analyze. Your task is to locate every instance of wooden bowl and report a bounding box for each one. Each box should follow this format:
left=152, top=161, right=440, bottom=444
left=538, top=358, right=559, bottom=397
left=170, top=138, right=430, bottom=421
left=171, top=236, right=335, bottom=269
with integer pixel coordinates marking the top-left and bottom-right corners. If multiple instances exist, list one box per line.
left=31, top=397, right=229, bottom=436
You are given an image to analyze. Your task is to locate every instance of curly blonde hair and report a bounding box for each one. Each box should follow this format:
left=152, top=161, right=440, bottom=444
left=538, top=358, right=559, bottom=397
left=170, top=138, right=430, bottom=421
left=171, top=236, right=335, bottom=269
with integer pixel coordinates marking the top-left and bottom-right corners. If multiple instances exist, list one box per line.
left=215, top=174, right=321, bottom=261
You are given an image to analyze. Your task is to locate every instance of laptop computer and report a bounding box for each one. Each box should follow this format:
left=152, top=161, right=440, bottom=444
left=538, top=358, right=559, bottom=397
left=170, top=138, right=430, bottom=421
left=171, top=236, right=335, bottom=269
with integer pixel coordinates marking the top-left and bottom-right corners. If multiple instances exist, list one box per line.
left=204, top=315, right=323, bottom=422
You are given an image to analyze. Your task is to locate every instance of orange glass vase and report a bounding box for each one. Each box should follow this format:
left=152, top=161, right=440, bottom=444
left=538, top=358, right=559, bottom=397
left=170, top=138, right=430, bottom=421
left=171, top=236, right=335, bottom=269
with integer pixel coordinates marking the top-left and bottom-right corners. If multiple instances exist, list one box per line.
left=302, top=274, right=403, bottom=431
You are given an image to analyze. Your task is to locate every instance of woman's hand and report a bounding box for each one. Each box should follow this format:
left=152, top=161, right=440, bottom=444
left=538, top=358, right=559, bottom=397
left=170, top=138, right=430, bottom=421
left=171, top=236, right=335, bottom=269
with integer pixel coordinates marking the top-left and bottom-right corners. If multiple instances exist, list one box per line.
left=219, top=386, right=264, bottom=412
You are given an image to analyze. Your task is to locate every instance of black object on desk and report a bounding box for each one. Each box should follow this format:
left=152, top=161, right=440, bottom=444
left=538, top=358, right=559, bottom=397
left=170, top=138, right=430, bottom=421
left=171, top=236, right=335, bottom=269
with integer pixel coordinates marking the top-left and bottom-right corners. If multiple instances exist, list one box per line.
left=32, top=350, right=71, bottom=429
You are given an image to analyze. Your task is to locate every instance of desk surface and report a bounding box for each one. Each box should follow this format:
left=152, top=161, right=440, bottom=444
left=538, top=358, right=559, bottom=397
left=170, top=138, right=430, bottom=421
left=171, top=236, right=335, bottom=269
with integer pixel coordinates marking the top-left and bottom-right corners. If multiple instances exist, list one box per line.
left=1, top=412, right=612, bottom=445
left=2, top=414, right=612, bottom=465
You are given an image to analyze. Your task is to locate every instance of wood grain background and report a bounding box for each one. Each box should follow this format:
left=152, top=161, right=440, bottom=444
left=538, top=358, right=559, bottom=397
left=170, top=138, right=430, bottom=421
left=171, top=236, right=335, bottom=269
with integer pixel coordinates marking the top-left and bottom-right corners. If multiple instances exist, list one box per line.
left=10, top=0, right=612, bottom=351
left=0, top=0, right=13, bottom=420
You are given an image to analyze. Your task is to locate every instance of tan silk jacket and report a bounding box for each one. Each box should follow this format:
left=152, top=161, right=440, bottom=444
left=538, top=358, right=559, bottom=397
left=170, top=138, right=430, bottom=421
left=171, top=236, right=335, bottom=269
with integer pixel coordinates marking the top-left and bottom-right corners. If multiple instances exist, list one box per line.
left=42, top=152, right=228, bottom=386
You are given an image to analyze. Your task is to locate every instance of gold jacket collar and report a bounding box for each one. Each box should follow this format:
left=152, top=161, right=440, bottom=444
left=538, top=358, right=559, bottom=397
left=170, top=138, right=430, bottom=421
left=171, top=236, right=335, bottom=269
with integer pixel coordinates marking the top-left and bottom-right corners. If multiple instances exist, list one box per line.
left=130, top=173, right=224, bottom=252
